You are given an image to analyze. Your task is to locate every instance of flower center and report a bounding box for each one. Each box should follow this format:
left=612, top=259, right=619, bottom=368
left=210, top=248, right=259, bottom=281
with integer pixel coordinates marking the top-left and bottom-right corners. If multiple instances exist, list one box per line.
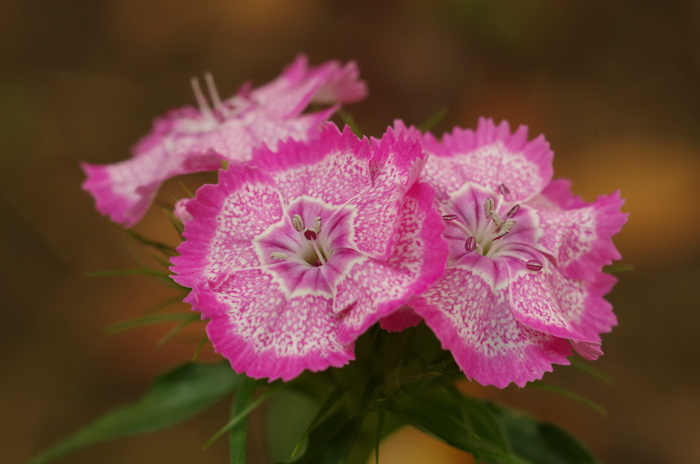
left=442, top=183, right=544, bottom=271
left=254, top=197, right=361, bottom=297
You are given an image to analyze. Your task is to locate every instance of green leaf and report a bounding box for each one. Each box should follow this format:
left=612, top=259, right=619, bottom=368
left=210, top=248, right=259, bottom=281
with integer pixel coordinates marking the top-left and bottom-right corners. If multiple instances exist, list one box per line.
left=488, top=404, right=600, bottom=464
left=105, top=312, right=199, bottom=334
left=387, top=385, right=599, bottom=464
left=31, top=362, right=244, bottom=464
left=337, top=108, right=363, bottom=137
left=531, top=381, right=607, bottom=416
left=228, top=378, right=258, bottom=464
left=204, top=386, right=273, bottom=450
left=418, top=107, right=448, bottom=132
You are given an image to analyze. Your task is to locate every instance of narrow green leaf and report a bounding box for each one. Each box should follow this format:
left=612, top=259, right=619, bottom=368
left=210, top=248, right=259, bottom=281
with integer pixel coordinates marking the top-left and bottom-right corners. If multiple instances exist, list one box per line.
left=31, top=362, right=244, bottom=464
left=156, top=315, right=201, bottom=346
left=531, top=381, right=607, bottom=416
left=569, top=357, right=613, bottom=384
left=418, top=107, right=448, bottom=132
left=229, top=378, right=258, bottom=464
left=105, top=312, right=199, bottom=334
left=192, top=336, right=209, bottom=362
left=87, top=268, right=170, bottom=278
left=290, top=386, right=345, bottom=458
left=337, top=108, right=363, bottom=136
left=603, top=263, right=634, bottom=273
left=204, top=388, right=274, bottom=450
left=124, top=229, right=177, bottom=255
left=88, top=267, right=181, bottom=289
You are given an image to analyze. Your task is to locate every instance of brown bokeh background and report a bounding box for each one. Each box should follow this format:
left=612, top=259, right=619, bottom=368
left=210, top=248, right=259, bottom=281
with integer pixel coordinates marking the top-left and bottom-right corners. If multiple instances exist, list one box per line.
left=3, top=1, right=700, bottom=463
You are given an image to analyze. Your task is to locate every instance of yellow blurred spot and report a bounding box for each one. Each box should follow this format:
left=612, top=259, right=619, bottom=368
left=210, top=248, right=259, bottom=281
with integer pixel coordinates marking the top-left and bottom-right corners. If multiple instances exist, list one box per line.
left=369, top=426, right=474, bottom=464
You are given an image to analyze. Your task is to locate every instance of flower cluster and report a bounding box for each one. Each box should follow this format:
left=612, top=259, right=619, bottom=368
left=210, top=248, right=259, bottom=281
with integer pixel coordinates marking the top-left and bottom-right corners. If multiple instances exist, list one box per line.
left=83, top=56, right=627, bottom=388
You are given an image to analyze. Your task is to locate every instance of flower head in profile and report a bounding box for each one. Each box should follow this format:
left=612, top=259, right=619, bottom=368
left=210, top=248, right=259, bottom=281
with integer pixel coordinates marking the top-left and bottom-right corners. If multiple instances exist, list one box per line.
left=398, top=118, right=627, bottom=387
left=82, top=55, right=368, bottom=227
left=170, top=124, right=446, bottom=381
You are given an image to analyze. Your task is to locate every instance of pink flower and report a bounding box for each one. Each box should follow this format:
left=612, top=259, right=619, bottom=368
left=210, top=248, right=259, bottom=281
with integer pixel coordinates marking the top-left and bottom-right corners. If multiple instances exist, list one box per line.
left=82, top=55, right=368, bottom=227
left=170, top=124, right=446, bottom=381
left=399, top=118, right=627, bottom=387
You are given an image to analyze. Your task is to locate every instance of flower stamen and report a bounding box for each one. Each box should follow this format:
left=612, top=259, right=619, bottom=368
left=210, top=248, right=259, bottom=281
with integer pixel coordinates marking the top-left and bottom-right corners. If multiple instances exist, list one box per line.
left=204, top=72, right=223, bottom=111
left=292, top=214, right=305, bottom=231
left=190, top=77, right=215, bottom=121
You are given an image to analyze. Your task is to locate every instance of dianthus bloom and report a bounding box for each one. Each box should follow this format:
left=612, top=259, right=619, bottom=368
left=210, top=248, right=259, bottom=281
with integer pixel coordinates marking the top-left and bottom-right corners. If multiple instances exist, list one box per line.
left=170, top=124, right=446, bottom=381
left=400, top=119, right=627, bottom=387
left=82, top=55, right=367, bottom=227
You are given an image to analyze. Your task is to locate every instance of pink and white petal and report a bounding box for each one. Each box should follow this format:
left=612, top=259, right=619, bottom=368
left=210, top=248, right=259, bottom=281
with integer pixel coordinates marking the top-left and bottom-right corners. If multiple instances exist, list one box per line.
left=252, top=124, right=372, bottom=204
left=209, top=107, right=335, bottom=164
left=191, top=268, right=354, bottom=381
left=336, top=182, right=447, bottom=342
left=534, top=190, right=627, bottom=281
left=171, top=163, right=285, bottom=288
left=412, top=268, right=572, bottom=388
left=247, top=55, right=325, bottom=118
left=173, top=198, right=193, bottom=223
left=509, top=264, right=618, bottom=343
left=423, top=118, right=553, bottom=203
left=81, top=146, right=221, bottom=227
left=348, top=128, right=429, bottom=259
left=530, top=179, right=587, bottom=210
left=312, top=60, right=368, bottom=104
left=570, top=340, right=604, bottom=361
left=507, top=262, right=593, bottom=342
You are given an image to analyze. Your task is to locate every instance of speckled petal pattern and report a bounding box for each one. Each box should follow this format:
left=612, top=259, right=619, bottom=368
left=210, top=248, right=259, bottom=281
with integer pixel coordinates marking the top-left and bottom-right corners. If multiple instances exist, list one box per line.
left=420, top=118, right=553, bottom=203
left=336, top=181, right=447, bottom=343
left=412, top=267, right=572, bottom=388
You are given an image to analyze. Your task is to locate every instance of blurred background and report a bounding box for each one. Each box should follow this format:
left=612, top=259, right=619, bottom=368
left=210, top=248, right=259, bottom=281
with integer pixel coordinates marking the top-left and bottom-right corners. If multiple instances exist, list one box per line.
left=2, top=0, right=699, bottom=463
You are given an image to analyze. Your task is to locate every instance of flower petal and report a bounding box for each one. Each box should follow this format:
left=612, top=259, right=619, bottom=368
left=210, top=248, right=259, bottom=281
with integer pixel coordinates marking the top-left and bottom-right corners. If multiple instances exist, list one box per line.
left=187, top=269, right=354, bottom=382
left=412, top=267, right=572, bottom=388
left=171, top=163, right=285, bottom=288
left=336, top=181, right=447, bottom=343
left=421, top=118, right=554, bottom=203
left=81, top=146, right=222, bottom=228
left=509, top=263, right=618, bottom=344
left=252, top=124, right=372, bottom=205
left=533, top=184, right=627, bottom=281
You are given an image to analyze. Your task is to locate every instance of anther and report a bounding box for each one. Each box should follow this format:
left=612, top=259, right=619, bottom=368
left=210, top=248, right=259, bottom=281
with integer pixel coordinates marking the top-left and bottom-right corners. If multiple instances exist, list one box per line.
left=506, top=204, right=520, bottom=218
left=304, top=230, right=317, bottom=241
left=292, top=214, right=304, bottom=231
left=442, top=214, right=458, bottom=221
left=465, top=236, right=476, bottom=252
left=484, top=198, right=495, bottom=219
left=271, top=252, right=288, bottom=260
left=498, top=183, right=510, bottom=195
left=500, top=219, right=516, bottom=233
left=525, top=260, right=544, bottom=271
left=492, top=233, right=507, bottom=241
left=313, top=217, right=322, bottom=234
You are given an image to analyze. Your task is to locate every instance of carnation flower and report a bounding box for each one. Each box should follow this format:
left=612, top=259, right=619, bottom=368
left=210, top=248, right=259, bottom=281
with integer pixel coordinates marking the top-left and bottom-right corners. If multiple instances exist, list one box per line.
left=399, top=118, right=627, bottom=387
left=82, top=55, right=368, bottom=227
left=170, top=124, right=446, bottom=381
